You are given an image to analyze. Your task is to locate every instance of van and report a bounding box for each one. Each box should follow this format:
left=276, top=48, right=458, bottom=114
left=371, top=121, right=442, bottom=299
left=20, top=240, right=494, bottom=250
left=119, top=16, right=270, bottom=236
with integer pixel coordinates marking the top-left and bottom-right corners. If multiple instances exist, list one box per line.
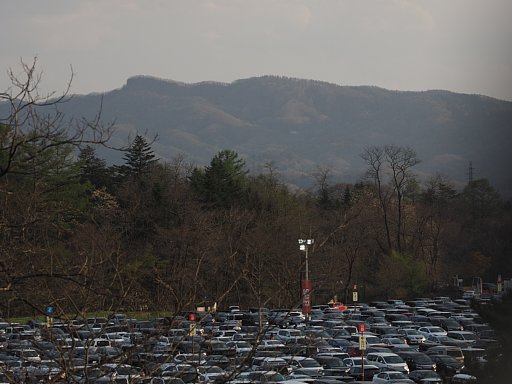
left=366, top=352, right=409, bottom=374
left=252, top=356, right=291, bottom=374
left=426, top=345, right=464, bottom=364
left=276, top=329, right=304, bottom=342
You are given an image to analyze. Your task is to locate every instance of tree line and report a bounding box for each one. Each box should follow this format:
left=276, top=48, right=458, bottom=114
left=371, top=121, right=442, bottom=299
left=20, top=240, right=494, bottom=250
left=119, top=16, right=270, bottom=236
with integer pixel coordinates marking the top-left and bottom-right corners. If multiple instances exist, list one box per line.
left=1, top=60, right=511, bottom=319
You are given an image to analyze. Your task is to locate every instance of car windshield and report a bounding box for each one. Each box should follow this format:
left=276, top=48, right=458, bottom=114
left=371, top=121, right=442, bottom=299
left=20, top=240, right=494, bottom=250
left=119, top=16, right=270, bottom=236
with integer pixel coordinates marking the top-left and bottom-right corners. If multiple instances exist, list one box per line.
left=413, top=371, right=440, bottom=378
left=324, top=358, right=344, bottom=367
left=205, top=367, right=223, bottom=373
left=301, top=359, right=321, bottom=368
left=415, top=355, right=433, bottom=363
left=365, top=336, right=381, bottom=344
left=333, top=329, right=349, bottom=337
left=344, top=358, right=369, bottom=366
left=385, top=356, right=404, bottom=363
left=113, top=366, right=137, bottom=375
left=388, top=372, right=407, bottom=379
left=436, top=355, right=457, bottom=363
left=262, top=373, right=285, bottom=382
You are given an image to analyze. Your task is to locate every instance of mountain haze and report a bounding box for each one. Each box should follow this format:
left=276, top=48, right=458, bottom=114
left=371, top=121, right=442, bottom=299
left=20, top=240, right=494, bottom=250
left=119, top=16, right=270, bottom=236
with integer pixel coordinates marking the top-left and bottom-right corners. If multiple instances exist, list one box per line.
left=62, top=76, right=512, bottom=195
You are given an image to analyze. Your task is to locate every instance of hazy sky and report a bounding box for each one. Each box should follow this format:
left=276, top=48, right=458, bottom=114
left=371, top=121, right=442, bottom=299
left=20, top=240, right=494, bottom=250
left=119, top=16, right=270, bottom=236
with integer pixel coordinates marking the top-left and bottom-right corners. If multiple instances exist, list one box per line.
left=1, top=0, right=511, bottom=100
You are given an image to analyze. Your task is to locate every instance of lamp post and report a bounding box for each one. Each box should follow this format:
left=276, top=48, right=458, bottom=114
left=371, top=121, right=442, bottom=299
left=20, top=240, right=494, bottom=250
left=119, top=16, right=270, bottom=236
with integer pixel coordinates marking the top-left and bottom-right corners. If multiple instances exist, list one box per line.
left=298, top=238, right=314, bottom=322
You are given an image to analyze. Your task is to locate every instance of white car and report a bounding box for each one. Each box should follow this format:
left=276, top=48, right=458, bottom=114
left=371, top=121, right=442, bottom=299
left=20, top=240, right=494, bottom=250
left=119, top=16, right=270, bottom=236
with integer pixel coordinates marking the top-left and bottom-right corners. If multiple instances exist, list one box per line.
left=285, top=356, right=324, bottom=377
left=276, top=328, right=304, bottom=342
left=372, top=371, right=414, bottom=383
left=418, top=326, right=447, bottom=338
left=226, top=340, right=253, bottom=356
left=198, top=365, right=228, bottom=382
left=366, top=352, right=409, bottom=374
left=397, top=328, right=426, bottom=344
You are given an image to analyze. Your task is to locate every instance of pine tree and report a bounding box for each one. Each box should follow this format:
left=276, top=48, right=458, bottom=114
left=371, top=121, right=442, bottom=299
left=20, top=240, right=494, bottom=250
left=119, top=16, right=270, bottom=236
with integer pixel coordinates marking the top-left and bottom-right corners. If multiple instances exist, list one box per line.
left=190, top=149, right=248, bottom=208
left=77, top=145, right=110, bottom=188
left=119, top=135, right=158, bottom=178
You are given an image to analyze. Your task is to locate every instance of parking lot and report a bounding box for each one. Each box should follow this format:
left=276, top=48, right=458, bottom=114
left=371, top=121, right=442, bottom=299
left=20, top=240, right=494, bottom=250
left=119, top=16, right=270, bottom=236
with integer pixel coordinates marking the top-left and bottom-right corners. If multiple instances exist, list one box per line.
left=0, top=297, right=496, bottom=383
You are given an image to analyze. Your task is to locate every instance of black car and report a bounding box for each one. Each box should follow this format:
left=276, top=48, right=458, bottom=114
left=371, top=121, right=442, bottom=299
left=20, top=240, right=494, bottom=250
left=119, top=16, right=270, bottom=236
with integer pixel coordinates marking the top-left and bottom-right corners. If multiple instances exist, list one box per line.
left=348, top=365, right=380, bottom=381
left=312, top=355, right=350, bottom=376
left=397, top=351, right=436, bottom=371
left=408, top=369, right=443, bottom=383
left=429, top=354, right=464, bottom=379
left=202, top=340, right=236, bottom=357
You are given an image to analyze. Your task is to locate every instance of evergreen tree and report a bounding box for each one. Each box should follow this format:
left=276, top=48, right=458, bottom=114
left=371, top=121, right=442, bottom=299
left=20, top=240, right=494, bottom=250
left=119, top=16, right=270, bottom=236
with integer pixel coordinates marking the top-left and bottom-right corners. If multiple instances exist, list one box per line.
left=77, top=145, right=110, bottom=188
left=119, top=135, right=157, bottom=178
left=190, top=149, right=248, bottom=208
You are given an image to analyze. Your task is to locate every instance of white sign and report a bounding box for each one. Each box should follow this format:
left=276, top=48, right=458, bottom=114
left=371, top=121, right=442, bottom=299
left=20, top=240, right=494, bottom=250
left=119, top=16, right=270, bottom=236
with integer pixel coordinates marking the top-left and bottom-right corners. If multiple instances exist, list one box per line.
left=359, top=335, right=367, bottom=351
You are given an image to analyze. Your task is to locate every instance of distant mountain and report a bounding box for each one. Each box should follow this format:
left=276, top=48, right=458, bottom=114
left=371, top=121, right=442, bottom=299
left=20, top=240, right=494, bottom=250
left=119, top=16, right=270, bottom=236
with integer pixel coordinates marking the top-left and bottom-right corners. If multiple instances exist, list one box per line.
left=53, top=76, right=512, bottom=195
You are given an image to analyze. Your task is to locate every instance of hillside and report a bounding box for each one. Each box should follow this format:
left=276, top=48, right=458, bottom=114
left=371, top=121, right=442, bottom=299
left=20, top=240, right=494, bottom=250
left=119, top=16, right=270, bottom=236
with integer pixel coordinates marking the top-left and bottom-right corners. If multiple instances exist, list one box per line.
left=60, top=76, right=512, bottom=195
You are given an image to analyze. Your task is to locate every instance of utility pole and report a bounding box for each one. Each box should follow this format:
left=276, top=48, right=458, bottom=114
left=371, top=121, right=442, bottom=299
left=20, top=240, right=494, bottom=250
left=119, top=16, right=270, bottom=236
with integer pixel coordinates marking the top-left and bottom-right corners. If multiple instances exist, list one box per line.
left=298, top=238, right=314, bottom=322
left=468, top=161, right=474, bottom=184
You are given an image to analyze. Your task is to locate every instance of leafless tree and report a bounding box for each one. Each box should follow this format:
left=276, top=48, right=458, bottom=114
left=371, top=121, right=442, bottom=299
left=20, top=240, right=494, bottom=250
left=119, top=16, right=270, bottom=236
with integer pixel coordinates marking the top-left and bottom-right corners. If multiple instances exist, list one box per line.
left=0, top=57, right=114, bottom=179
left=361, top=145, right=420, bottom=253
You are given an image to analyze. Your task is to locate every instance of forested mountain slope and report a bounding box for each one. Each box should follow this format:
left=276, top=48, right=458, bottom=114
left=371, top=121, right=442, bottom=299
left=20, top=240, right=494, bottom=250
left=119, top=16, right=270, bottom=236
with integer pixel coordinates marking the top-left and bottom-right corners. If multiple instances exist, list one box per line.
left=16, top=75, right=512, bottom=193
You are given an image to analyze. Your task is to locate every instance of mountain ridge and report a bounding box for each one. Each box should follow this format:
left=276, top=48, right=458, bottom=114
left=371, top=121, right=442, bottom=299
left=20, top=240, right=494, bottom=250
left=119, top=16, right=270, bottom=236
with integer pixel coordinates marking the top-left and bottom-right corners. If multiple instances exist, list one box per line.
left=59, top=75, right=512, bottom=196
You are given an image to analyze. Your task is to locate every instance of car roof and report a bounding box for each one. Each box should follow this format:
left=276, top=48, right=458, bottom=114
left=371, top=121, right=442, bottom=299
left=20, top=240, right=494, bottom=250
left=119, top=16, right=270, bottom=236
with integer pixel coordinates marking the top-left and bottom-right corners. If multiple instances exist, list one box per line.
left=367, top=352, right=399, bottom=356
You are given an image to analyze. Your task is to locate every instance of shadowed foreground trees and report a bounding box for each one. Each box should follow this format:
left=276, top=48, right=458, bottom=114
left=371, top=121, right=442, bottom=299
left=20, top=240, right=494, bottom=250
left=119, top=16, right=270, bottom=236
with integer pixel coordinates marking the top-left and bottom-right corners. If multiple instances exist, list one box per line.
left=0, top=59, right=114, bottom=317
left=472, top=293, right=512, bottom=384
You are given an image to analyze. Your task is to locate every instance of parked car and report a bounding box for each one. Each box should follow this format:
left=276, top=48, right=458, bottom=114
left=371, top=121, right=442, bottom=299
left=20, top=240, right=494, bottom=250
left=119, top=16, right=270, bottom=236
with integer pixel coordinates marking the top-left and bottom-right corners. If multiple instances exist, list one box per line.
left=276, top=329, right=304, bottom=343
left=396, top=351, right=436, bottom=371
left=347, top=364, right=380, bottom=381
left=285, top=356, right=324, bottom=377
left=429, top=354, right=464, bottom=380
left=312, top=355, right=350, bottom=376
left=408, top=369, right=443, bottom=384
left=366, top=352, right=409, bottom=374
left=425, top=334, right=469, bottom=348
left=425, top=345, right=465, bottom=364
left=96, top=363, right=142, bottom=383
left=446, top=331, right=478, bottom=344
left=418, top=326, right=447, bottom=338
left=397, top=328, right=426, bottom=345
left=372, top=371, right=414, bottom=383
left=451, top=373, right=478, bottom=383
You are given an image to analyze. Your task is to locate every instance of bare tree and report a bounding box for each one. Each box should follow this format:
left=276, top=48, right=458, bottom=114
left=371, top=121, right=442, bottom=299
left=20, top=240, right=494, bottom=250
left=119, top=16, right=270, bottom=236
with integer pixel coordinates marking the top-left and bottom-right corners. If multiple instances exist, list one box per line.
left=361, top=145, right=420, bottom=253
left=385, top=145, right=420, bottom=252
left=0, top=57, right=114, bottom=179
left=0, top=58, right=115, bottom=296
left=361, top=146, right=393, bottom=252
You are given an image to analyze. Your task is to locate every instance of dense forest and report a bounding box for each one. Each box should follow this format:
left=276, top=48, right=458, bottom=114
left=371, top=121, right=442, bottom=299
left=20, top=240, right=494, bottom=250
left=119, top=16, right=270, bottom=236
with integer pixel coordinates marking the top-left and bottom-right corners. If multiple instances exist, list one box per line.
left=1, top=61, right=511, bottom=319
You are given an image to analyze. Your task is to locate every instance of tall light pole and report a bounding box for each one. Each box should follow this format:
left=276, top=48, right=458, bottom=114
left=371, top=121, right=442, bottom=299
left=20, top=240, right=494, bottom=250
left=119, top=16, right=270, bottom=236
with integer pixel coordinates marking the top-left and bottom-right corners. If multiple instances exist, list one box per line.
left=298, top=238, right=314, bottom=322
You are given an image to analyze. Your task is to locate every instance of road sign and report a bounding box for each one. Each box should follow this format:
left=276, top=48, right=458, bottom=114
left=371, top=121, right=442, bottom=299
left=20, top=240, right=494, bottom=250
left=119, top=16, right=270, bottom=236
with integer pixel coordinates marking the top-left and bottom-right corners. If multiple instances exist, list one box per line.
left=45, top=306, right=55, bottom=316
left=189, top=322, right=196, bottom=336
left=352, top=291, right=358, bottom=302
left=302, top=279, right=311, bottom=314
left=359, top=335, right=367, bottom=350
left=358, top=323, right=366, bottom=333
